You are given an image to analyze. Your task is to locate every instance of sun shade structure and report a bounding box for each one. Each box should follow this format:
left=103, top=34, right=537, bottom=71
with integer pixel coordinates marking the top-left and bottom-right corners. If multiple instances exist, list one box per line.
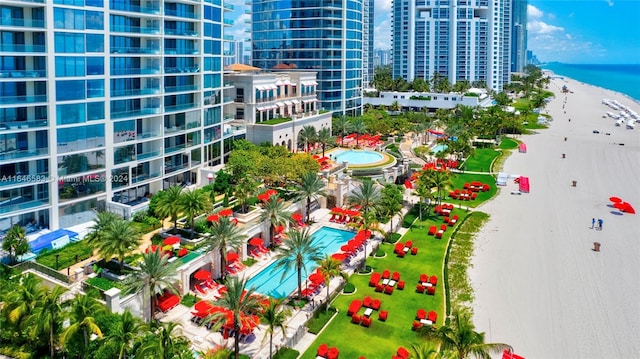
left=249, top=238, right=263, bottom=246
left=163, top=236, right=180, bottom=245
left=223, top=63, right=260, bottom=71
left=193, top=269, right=211, bottom=281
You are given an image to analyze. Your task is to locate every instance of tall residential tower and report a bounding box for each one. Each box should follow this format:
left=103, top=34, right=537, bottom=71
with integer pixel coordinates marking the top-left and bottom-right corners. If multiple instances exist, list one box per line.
left=251, top=0, right=366, bottom=115
left=511, top=0, right=527, bottom=73
left=392, top=0, right=512, bottom=92
left=0, top=0, right=230, bottom=232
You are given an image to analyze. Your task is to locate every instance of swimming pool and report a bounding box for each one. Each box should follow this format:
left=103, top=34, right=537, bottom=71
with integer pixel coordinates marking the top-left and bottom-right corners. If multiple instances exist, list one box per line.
left=331, top=149, right=383, bottom=165
left=432, top=144, right=448, bottom=153
left=246, top=227, right=355, bottom=298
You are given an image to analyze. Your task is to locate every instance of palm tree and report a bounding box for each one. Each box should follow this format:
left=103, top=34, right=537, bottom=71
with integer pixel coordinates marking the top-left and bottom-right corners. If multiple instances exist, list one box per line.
left=316, top=127, right=334, bottom=157
left=5, top=273, right=43, bottom=329
left=316, top=255, right=347, bottom=311
left=296, top=171, right=327, bottom=223
left=414, top=176, right=435, bottom=227
left=259, top=195, right=292, bottom=248
left=379, top=184, right=404, bottom=240
left=273, top=227, right=323, bottom=298
left=155, top=185, right=184, bottom=231
left=260, top=299, right=291, bottom=359
left=208, top=276, right=263, bottom=359
left=206, top=215, right=247, bottom=281
left=409, top=342, right=443, bottom=359
left=60, top=294, right=105, bottom=351
left=351, top=118, right=367, bottom=147
left=122, top=249, right=180, bottom=322
left=136, top=321, right=192, bottom=359
left=298, top=125, right=317, bottom=152
left=28, top=285, right=66, bottom=359
left=419, top=310, right=512, bottom=359
left=179, top=188, right=210, bottom=239
left=332, top=115, right=354, bottom=146
left=98, top=219, right=142, bottom=271
left=2, top=225, right=28, bottom=264
left=347, top=180, right=382, bottom=270
left=103, top=309, right=143, bottom=359
left=85, top=211, right=119, bottom=245
left=429, top=170, right=453, bottom=205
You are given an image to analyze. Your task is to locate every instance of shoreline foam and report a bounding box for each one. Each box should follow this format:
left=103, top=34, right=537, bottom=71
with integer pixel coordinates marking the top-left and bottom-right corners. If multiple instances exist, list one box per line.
left=469, top=75, right=640, bottom=358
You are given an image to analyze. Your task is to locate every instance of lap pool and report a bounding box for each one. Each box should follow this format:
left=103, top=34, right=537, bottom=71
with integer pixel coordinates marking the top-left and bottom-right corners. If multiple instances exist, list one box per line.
left=246, top=227, right=354, bottom=298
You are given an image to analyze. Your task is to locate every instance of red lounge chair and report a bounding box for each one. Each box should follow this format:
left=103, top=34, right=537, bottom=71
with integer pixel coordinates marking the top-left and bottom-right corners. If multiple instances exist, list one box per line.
left=397, top=250, right=405, bottom=258
left=482, top=184, right=490, bottom=192
left=317, top=343, right=328, bottom=357
left=194, top=284, right=207, bottom=295
left=427, top=286, right=436, bottom=295
left=378, top=310, right=388, bottom=321
left=347, top=300, right=362, bottom=316
left=405, top=241, right=413, bottom=248
left=371, top=299, right=381, bottom=310
left=375, top=283, right=384, bottom=292
left=384, top=286, right=394, bottom=295
left=430, top=275, right=438, bottom=286
left=351, top=314, right=362, bottom=324
left=416, top=284, right=425, bottom=293
left=443, top=216, right=450, bottom=223
left=397, top=347, right=410, bottom=359
left=471, top=192, right=478, bottom=200
left=327, top=347, right=339, bottom=359
left=397, top=280, right=405, bottom=290
left=428, top=225, right=437, bottom=235
left=382, top=270, right=391, bottom=279
left=369, top=272, right=381, bottom=286
left=391, top=272, right=400, bottom=281
left=177, top=248, right=188, bottom=257
left=412, top=321, right=423, bottom=331
left=435, top=231, right=444, bottom=239
left=428, top=310, right=437, bottom=322
left=363, top=296, right=372, bottom=308
left=361, top=317, right=372, bottom=327
left=440, top=224, right=448, bottom=231
left=419, top=273, right=428, bottom=283
left=464, top=182, right=470, bottom=189
left=417, top=308, right=426, bottom=320
left=411, top=247, right=418, bottom=255
left=394, top=243, right=404, bottom=254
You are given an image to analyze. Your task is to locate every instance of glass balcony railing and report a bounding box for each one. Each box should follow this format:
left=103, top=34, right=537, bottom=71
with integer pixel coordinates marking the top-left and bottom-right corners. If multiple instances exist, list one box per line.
left=0, top=199, right=50, bottom=214
left=164, top=10, right=198, bottom=19
left=137, top=130, right=160, bottom=139
left=165, top=48, right=199, bottom=55
left=224, top=3, right=235, bottom=10
left=111, top=107, right=160, bottom=119
left=0, top=69, right=46, bottom=78
left=111, top=88, right=161, bottom=97
left=0, top=44, right=46, bottom=52
left=164, top=125, right=185, bottom=133
left=164, top=85, right=198, bottom=93
left=110, top=25, right=160, bottom=34
left=165, top=29, right=198, bottom=37
left=0, top=95, right=47, bottom=104
left=224, top=35, right=234, bottom=40
left=0, top=148, right=48, bottom=161
left=131, top=172, right=160, bottom=183
left=164, top=66, right=199, bottom=74
left=164, top=103, right=196, bottom=112
left=111, top=47, right=159, bottom=54
left=223, top=19, right=234, bottom=26
left=164, top=144, right=186, bottom=154
left=0, top=18, right=45, bottom=28
left=164, top=162, right=189, bottom=174
left=136, top=151, right=160, bottom=160
left=110, top=67, right=160, bottom=76
left=110, top=3, right=161, bottom=15
left=0, top=120, right=48, bottom=130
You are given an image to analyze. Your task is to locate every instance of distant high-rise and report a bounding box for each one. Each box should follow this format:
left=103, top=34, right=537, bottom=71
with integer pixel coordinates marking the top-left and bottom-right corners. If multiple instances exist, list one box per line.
left=251, top=0, right=365, bottom=115
left=0, top=0, right=229, bottom=231
left=511, top=0, right=528, bottom=72
left=225, top=40, right=245, bottom=66
left=392, top=0, right=512, bottom=92
left=363, top=0, right=375, bottom=87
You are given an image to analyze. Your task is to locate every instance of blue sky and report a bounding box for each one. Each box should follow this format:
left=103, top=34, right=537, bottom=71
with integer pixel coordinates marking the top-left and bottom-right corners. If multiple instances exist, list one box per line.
left=226, top=0, right=640, bottom=64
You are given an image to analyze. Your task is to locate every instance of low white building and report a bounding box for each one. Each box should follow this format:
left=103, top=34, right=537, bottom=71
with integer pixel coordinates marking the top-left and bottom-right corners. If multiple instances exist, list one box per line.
left=363, top=89, right=494, bottom=110
left=223, top=65, right=332, bottom=150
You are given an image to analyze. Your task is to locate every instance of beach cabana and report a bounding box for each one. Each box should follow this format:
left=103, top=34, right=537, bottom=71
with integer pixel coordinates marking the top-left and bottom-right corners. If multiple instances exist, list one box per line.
left=496, top=172, right=509, bottom=186
left=518, top=143, right=527, bottom=153
left=519, top=176, right=530, bottom=193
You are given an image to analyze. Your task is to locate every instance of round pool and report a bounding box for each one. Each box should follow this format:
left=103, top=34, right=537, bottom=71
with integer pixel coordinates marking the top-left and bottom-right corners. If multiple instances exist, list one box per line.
left=432, top=144, right=448, bottom=153
left=331, top=149, right=384, bottom=165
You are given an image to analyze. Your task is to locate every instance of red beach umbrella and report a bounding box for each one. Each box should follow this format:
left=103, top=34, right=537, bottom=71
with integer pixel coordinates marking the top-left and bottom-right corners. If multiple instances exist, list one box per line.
left=163, top=236, right=180, bottom=245
left=331, top=253, right=347, bottom=261
left=613, top=202, right=625, bottom=210
left=609, top=196, right=622, bottom=203
left=194, top=300, right=212, bottom=312
left=207, top=214, right=220, bottom=222
left=340, top=244, right=352, bottom=252
left=331, top=207, right=343, bottom=214
left=621, top=202, right=636, bottom=214
left=249, top=237, right=263, bottom=246
left=292, top=213, right=303, bottom=221
left=193, top=269, right=211, bottom=281
left=309, top=272, right=325, bottom=283
left=219, top=209, right=233, bottom=217
left=227, top=252, right=239, bottom=262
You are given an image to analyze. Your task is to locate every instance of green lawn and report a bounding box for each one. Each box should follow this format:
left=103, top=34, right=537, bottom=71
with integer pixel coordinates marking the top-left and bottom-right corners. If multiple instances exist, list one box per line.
left=498, top=138, right=519, bottom=150
left=462, top=149, right=499, bottom=172
left=300, top=209, right=468, bottom=358
left=440, top=173, right=497, bottom=208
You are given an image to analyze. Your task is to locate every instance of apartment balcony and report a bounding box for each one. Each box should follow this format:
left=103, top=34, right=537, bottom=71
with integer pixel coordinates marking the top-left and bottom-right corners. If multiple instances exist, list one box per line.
left=111, top=67, right=161, bottom=76
left=110, top=88, right=161, bottom=98
left=110, top=25, right=161, bottom=35
left=164, top=85, right=198, bottom=93
left=224, top=35, right=234, bottom=41
left=164, top=103, right=196, bottom=113
left=164, top=144, right=186, bottom=154
left=136, top=150, right=161, bottom=161
left=0, top=69, right=46, bottom=79
left=164, top=124, right=185, bottom=133
left=224, top=3, right=235, bottom=11
left=136, top=130, right=161, bottom=139
left=164, top=66, right=199, bottom=74
left=0, top=119, right=47, bottom=131
left=164, top=10, right=198, bottom=19
left=164, top=162, right=189, bottom=174
left=0, top=147, right=48, bottom=162
left=111, top=107, right=161, bottom=119
left=223, top=19, right=234, bottom=26
left=0, top=18, right=45, bottom=28
left=111, top=47, right=160, bottom=55
left=110, top=2, right=161, bottom=15
left=0, top=95, right=46, bottom=105
left=0, top=199, right=49, bottom=215
left=165, top=48, right=199, bottom=55
left=165, top=29, right=198, bottom=37
left=0, top=44, right=45, bottom=53
left=131, top=171, right=161, bottom=184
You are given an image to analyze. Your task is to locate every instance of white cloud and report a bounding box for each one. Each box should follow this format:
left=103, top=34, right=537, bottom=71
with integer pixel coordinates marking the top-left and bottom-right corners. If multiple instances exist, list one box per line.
left=527, top=5, right=543, bottom=19
left=374, top=19, right=392, bottom=49
left=527, top=20, right=564, bottom=34
left=604, top=0, right=614, bottom=6
left=375, top=0, right=392, bottom=12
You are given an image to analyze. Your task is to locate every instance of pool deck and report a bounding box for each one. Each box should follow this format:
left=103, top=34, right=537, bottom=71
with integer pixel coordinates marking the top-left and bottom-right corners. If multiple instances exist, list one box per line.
left=160, top=203, right=416, bottom=358
left=325, top=148, right=394, bottom=168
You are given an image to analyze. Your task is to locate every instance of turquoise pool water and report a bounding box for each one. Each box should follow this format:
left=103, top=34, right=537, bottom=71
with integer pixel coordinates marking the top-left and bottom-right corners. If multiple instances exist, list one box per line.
left=246, top=227, right=355, bottom=298
left=432, top=144, right=448, bottom=153
left=331, top=149, right=383, bottom=165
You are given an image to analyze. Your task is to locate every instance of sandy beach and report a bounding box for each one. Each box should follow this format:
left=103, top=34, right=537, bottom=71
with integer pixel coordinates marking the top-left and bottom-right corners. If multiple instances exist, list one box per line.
left=470, top=76, right=640, bottom=358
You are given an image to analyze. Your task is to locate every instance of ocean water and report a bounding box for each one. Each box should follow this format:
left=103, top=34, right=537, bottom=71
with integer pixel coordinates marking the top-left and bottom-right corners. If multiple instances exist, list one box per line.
left=541, top=63, right=640, bottom=102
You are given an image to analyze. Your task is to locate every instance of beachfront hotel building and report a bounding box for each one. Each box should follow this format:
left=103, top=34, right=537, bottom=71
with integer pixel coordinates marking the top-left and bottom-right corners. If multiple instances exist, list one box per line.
left=392, top=0, right=512, bottom=92
left=0, top=0, right=233, bottom=233
left=510, top=0, right=527, bottom=73
left=250, top=0, right=369, bottom=116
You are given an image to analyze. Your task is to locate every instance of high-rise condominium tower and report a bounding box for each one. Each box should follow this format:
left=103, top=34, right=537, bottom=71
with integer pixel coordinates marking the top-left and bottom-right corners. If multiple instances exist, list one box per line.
left=511, top=0, right=527, bottom=73
left=0, top=0, right=230, bottom=231
left=392, top=0, right=512, bottom=92
left=251, top=0, right=368, bottom=115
